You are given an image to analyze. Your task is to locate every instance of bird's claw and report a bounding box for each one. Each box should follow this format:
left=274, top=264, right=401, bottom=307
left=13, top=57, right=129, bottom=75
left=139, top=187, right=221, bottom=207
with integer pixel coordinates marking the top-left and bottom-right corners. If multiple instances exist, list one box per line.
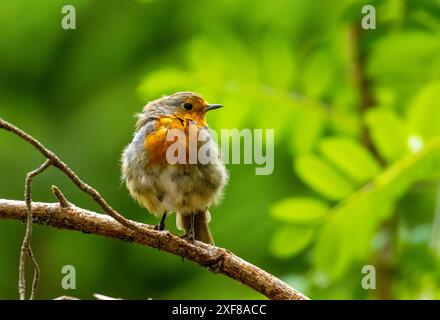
left=181, top=232, right=196, bottom=243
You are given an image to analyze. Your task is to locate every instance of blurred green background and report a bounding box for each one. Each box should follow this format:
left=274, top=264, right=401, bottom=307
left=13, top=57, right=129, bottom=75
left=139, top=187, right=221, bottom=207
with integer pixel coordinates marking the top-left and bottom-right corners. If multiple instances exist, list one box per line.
left=1, top=0, right=440, bottom=300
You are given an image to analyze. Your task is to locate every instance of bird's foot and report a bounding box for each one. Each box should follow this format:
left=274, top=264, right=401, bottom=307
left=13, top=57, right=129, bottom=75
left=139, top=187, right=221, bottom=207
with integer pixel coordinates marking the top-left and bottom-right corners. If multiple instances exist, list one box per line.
left=181, top=232, right=196, bottom=244
left=154, top=220, right=166, bottom=231
left=154, top=212, right=167, bottom=232
left=154, top=222, right=167, bottom=250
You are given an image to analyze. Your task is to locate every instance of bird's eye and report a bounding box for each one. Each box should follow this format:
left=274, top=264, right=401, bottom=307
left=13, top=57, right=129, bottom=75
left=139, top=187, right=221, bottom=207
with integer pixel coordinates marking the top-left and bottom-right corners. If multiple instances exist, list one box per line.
left=183, top=103, right=193, bottom=110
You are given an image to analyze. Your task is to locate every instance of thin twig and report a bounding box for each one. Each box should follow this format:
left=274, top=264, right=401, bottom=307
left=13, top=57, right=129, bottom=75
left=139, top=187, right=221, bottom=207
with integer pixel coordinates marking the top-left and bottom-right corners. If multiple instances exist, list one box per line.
left=0, top=199, right=309, bottom=300
left=51, top=185, right=71, bottom=208
left=93, top=293, right=123, bottom=300
left=348, top=25, right=393, bottom=299
left=429, top=182, right=440, bottom=255
left=53, top=295, right=80, bottom=300
left=348, top=26, right=385, bottom=166
left=53, top=293, right=123, bottom=300
left=26, top=246, right=41, bottom=300
left=0, top=118, right=144, bottom=233
left=19, top=159, right=51, bottom=300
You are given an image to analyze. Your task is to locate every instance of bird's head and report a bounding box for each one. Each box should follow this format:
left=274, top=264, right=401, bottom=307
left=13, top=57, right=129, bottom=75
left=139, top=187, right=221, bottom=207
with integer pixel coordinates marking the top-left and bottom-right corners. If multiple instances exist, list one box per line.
left=137, top=92, right=222, bottom=129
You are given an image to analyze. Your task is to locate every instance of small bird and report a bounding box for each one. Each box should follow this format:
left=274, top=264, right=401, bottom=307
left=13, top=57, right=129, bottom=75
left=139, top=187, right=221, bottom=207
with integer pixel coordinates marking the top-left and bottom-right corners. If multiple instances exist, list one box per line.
left=121, top=92, right=228, bottom=244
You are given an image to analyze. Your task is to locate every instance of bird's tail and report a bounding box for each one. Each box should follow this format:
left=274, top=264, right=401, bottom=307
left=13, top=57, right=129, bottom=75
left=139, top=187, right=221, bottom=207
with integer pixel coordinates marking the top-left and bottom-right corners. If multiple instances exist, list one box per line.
left=177, top=210, right=215, bottom=245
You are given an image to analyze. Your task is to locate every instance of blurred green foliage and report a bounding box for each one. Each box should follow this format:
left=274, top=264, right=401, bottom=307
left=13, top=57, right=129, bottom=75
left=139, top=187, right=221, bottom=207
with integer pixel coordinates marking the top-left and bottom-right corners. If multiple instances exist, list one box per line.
left=1, top=0, right=440, bottom=299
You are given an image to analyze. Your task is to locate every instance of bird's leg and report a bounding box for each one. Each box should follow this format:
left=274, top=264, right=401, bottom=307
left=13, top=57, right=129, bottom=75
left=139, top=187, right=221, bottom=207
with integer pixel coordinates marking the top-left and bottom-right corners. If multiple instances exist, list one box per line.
left=154, top=212, right=167, bottom=231
left=182, top=212, right=195, bottom=243
left=188, top=212, right=195, bottom=241
left=154, top=212, right=168, bottom=251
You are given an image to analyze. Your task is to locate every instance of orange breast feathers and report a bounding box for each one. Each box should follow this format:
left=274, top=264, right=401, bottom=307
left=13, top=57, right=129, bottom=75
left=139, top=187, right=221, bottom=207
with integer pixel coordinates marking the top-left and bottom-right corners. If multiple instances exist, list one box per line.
left=144, top=116, right=206, bottom=165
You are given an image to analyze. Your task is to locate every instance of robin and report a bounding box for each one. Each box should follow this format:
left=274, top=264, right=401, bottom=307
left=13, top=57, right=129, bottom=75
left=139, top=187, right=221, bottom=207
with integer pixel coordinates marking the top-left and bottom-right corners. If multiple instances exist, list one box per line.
left=121, top=92, right=228, bottom=245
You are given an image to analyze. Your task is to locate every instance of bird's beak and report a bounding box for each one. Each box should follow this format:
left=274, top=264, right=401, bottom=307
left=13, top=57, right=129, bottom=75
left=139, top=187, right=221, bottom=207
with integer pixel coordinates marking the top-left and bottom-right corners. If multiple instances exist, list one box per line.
left=205, top=104, right=223, bottom=112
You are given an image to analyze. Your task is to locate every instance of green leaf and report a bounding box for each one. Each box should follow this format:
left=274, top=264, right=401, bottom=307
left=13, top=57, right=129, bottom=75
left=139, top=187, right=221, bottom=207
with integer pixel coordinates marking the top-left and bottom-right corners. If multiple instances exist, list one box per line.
left=302, top=50, right=337, bottom=99
left=271, top=226, right=315, bottom=258
left=294, top=154, right=355, bottom=201
left=271, top=197, right=329, bottom=225
left=407, top=82, right=440, bottom=140
left=314, top=215, right=352, bottom=280
left=289, top=106, right=325, bottom=155
left=365, top=109, right=410, bottom=163
left=328, top=111, right=359, bottom=137
left=314, top=137, right=440, bottom=280
left=319, top=137, right=381, bottom=184
left=368, top=31, right=440, bottom=103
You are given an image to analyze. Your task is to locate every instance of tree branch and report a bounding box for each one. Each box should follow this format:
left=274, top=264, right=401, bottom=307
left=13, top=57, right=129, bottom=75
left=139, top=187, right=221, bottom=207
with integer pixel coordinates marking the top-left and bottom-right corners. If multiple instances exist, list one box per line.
left=0, top=117, right=309, bottom=300
left=19, top=159, right=52, bottom=300
left=0, top=118, right=143, bottom=233
left=0, top=199, right=308, bottom=300
left=348, top=25, right=394, bottom=299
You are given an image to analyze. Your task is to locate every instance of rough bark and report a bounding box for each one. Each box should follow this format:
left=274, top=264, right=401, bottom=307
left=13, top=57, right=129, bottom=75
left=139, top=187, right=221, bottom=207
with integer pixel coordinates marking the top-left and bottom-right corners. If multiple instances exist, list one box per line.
left=0, top=199, right=309, bottom=300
